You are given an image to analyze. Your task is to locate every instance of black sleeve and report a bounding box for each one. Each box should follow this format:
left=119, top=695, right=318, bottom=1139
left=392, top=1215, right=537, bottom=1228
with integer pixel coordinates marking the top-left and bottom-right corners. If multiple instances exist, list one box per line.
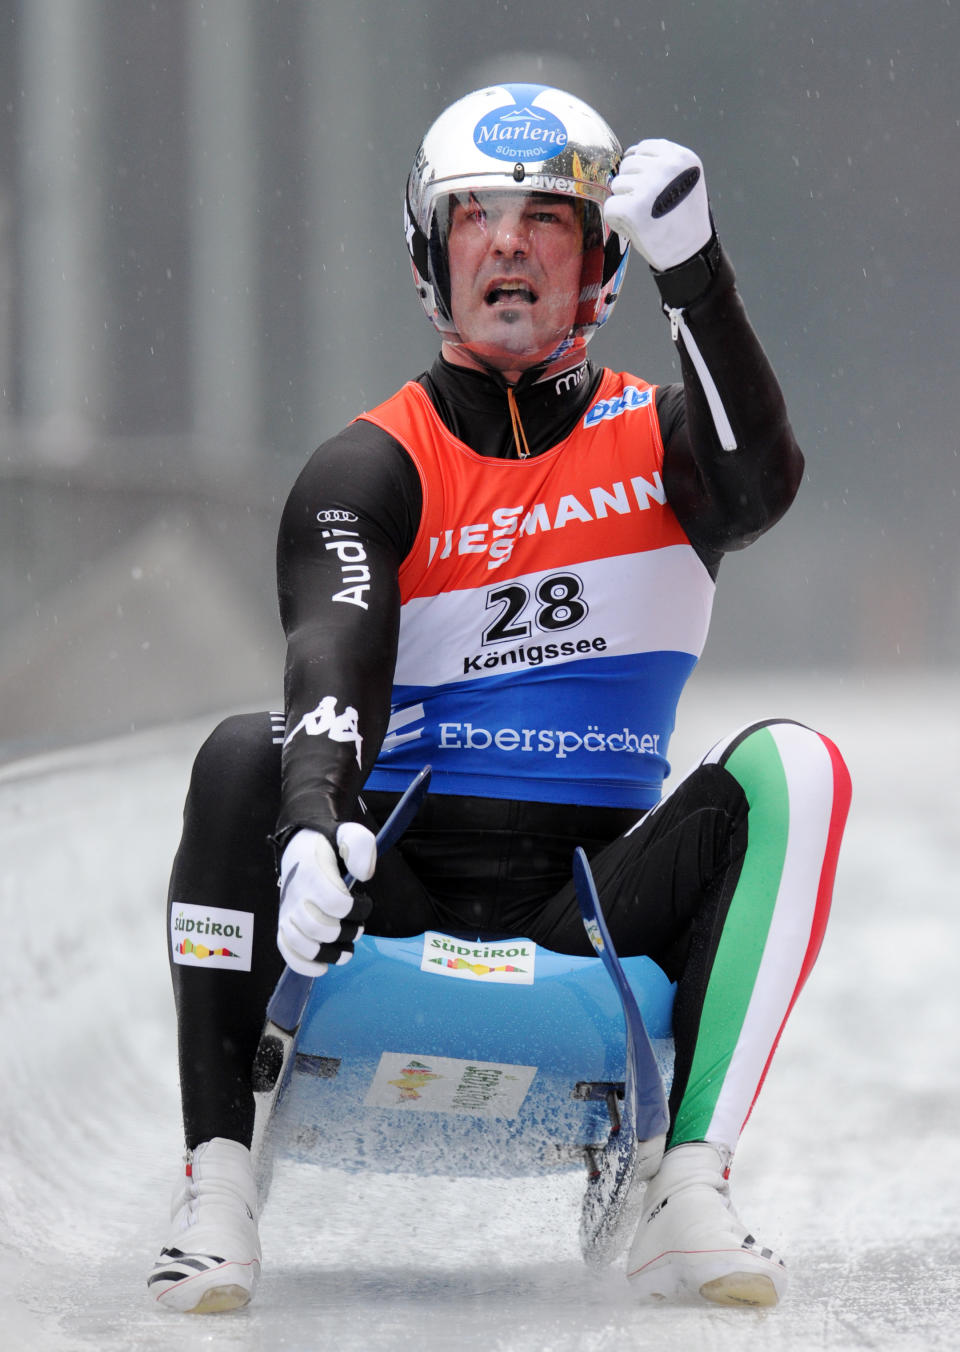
left=275, top=419, right=422, bottom=845
left=652, top=243, right=805, bottom=570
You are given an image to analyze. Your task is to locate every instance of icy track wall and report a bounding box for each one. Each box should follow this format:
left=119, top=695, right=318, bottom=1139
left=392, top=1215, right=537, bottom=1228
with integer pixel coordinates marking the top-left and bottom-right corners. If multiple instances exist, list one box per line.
left=0, top=726, right=196, bottom=1344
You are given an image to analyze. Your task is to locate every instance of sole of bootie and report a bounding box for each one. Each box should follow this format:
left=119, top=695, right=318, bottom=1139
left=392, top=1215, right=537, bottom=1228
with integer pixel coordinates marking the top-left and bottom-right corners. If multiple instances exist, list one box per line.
left=629, top=1253, right=785, bottom=1308
left=185, top=1282, right=253, bottom=1314
left=699, top=1271, right=780, bottom=1307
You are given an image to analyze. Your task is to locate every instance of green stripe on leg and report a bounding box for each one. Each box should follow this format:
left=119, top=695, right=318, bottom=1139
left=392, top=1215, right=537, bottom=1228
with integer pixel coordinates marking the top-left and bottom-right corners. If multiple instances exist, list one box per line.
left=670, top=727, right=791, bottom=1144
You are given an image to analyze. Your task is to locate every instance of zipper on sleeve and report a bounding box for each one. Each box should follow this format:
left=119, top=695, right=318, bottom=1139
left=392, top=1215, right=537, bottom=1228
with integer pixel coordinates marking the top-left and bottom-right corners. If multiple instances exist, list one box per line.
left=665, top=306, right=738, bottom=452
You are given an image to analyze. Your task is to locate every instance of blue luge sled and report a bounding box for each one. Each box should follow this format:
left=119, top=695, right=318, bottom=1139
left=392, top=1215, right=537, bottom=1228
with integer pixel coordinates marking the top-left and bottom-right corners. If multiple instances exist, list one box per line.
left=265, top=929, right=675, bottom=1179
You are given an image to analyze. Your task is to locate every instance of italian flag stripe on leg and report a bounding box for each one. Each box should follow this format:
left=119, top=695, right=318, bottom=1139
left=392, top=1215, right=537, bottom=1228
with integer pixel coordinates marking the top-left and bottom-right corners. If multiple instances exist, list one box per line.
left=670, top=721, right=851, bottom=1149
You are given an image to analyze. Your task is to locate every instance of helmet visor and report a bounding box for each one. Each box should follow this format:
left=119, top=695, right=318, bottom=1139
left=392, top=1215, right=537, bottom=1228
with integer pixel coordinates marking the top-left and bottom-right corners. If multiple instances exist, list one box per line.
left=434, top=188, right=604, bottom=374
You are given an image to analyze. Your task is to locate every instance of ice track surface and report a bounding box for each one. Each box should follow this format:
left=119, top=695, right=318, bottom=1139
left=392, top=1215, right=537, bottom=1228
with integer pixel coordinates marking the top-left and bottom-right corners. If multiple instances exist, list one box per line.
left=1, top=673, right=958, bottom=1352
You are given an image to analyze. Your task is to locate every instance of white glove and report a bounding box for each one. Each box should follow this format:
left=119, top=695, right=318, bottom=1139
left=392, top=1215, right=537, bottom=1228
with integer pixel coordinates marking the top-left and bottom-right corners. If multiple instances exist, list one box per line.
left=604, top=139, right=712, bottom=273
left=277, top=823, right=376, bottom=977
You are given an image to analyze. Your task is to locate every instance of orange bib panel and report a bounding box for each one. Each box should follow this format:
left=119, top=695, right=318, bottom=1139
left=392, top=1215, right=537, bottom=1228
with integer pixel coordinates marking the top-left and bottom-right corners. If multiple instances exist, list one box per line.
left=359, top=372, right=714, bottom=808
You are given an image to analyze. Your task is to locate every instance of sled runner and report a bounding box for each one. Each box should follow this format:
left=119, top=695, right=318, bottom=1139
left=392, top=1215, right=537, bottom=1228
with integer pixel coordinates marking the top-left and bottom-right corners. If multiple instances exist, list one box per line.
left=573, top=845, right=670, bottom=1261
left=252, top=771, right=675, bottom=1263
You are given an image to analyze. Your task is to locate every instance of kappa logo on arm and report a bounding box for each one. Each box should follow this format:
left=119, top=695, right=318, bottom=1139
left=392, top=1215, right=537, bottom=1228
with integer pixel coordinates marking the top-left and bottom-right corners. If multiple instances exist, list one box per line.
left=284, top=695, right=363, bottom=766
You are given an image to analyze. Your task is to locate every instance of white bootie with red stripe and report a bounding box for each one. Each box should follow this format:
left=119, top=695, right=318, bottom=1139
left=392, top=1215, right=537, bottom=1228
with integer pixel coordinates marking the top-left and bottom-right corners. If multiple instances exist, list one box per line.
left=147, top=1137, right=261, bottom=1314
left=626, top=1142, right=787, bottom=1307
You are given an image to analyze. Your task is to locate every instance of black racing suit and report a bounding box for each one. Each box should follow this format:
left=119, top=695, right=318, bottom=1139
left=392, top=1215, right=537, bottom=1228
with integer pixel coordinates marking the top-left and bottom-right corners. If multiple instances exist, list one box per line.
left=167, top=244, right=807, bottom=1150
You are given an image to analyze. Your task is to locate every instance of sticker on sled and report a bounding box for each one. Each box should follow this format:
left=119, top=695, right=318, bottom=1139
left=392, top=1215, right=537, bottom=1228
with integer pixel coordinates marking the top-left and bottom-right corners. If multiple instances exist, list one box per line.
left=420, top=931, right=536, bottom=984
left=364, top=1051, right=537, bottom=1117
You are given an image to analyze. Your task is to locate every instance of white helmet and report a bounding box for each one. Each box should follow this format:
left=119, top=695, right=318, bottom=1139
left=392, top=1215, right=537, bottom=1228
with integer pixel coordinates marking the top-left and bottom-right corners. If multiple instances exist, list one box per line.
left=405, top=83, right=629, bottom=372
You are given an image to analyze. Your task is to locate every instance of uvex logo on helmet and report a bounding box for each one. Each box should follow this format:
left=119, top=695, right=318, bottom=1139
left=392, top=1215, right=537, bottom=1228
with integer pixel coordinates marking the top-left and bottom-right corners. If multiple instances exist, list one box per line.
left=472, top=86, right=569, bottom=164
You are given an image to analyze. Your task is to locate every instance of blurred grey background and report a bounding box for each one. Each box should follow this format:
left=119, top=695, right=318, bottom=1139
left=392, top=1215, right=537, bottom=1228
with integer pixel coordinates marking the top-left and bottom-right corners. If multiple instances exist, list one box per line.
left=0, top=0, right=956, bottom=761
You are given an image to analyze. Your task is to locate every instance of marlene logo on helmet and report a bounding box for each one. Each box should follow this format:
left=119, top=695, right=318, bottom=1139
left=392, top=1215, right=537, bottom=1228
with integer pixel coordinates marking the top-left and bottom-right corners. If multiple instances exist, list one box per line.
left=472, top=95, right=569, bottom=163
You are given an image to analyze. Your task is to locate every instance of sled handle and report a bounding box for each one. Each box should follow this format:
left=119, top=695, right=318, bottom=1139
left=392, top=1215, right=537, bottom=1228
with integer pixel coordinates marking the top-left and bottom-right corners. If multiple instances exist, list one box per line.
left=267, top=766, right=432, bottom=1033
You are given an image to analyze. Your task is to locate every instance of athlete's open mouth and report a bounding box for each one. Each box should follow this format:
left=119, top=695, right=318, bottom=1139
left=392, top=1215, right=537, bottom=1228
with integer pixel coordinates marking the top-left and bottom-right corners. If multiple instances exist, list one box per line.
left=485, top=281, right=537, bottom=306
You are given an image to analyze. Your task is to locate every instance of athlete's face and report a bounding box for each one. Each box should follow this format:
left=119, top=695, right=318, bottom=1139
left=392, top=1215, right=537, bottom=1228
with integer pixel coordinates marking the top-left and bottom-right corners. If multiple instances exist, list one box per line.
left=444, top=190, right=584, bottom=379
